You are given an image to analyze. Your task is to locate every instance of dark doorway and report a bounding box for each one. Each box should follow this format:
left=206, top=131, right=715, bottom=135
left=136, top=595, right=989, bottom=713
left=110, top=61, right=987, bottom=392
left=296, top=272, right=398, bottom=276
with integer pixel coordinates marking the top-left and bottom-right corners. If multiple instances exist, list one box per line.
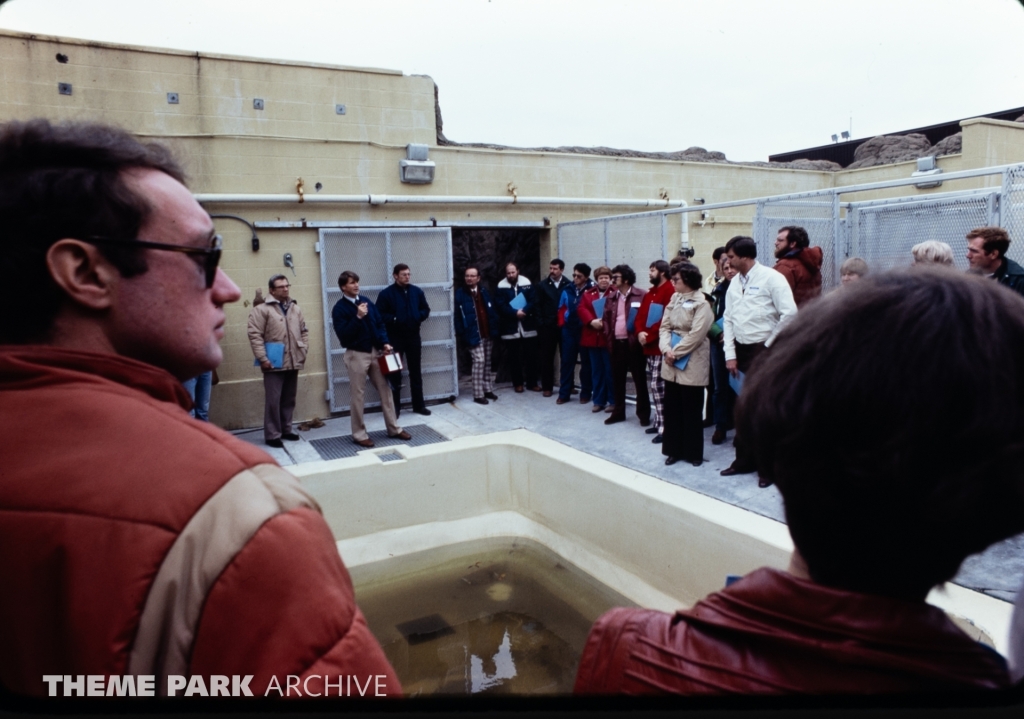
left=452, top=228, right=542, bottom=381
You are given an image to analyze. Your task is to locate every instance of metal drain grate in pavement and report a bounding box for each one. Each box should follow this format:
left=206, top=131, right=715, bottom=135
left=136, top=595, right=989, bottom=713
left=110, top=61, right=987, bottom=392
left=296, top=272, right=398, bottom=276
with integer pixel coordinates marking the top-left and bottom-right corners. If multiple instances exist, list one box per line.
left=376, top=451, right=404, bottom=463
left=308, top=424, right=449, bottom=461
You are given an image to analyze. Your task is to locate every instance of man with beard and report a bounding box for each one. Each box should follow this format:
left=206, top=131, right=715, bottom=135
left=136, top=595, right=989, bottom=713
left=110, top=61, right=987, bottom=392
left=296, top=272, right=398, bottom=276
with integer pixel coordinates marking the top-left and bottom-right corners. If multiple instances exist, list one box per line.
left=634, top=260, right=675, bottom=444
left=773, top=226, right=822, bottom=307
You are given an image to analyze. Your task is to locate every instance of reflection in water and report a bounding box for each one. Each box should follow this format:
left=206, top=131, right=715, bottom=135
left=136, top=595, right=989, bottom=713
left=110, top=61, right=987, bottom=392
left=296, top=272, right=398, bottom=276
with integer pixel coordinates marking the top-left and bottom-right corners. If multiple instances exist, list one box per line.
left=352, top=538, right=637, bottom=696
left=470, top=628, right=515, bottom=693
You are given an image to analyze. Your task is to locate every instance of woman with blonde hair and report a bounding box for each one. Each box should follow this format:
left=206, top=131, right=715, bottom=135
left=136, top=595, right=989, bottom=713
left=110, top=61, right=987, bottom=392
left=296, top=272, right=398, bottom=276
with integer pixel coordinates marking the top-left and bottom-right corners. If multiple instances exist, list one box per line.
left=911, top=241, right=954, bottom=266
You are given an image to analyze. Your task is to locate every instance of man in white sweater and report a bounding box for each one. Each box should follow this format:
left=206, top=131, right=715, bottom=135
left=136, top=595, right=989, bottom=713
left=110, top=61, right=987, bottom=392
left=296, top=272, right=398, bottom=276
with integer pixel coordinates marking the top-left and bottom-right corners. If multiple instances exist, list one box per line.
left=720, top=235, right=797, bottom=485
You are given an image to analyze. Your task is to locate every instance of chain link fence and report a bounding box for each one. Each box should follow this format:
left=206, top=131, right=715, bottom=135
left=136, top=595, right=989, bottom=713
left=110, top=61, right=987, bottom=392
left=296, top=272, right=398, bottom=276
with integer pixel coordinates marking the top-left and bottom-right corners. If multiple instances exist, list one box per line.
left=753, top=197, right=840, bottom=290
left=1003, top=165, right=1024, bottom=265
left=847, top=190, right=997, bottom=275
left=318, top=228, right=457, bottom=413
left=557, top=214, right=667, bottom=288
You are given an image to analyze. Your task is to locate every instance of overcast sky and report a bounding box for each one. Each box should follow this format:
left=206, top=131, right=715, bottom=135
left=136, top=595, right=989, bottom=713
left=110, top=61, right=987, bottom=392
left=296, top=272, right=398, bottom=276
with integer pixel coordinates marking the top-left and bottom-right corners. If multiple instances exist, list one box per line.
left=1, top=0, right=1022, bottom=161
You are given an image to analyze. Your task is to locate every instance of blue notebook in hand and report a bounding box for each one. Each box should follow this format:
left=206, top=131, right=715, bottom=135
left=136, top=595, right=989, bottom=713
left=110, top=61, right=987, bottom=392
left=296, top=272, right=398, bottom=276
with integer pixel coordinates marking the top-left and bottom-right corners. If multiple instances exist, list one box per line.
left=509, top=292, right=527, bottom=311
left=254, top=342, right=285, bottom=368
left=592, top=296, right=606, bottom=317
left=729, top=370, right=745, bottom=395
left=645, top=303, right=664, bottom=327
left=669, top=333, right=690, bottom=370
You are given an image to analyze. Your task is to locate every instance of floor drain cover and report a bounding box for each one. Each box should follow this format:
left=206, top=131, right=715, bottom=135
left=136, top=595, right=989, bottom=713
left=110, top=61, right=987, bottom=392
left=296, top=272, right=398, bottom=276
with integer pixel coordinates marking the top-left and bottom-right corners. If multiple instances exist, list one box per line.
left=395, top=614, right=455, bottom=646
left=308, top=424, right=449, bottom=461
left=377, top=451, right=404, bottom=463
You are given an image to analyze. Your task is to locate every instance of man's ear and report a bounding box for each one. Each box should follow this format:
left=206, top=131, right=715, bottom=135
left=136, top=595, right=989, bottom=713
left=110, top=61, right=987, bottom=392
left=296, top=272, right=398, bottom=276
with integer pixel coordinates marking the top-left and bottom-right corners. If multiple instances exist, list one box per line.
left=46, top=239, right=120, bottom=310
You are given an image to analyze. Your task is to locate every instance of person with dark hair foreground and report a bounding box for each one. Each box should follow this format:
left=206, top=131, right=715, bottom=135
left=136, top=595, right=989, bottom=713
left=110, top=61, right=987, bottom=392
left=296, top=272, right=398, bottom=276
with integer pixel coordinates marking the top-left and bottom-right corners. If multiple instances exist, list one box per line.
left=575, top=268, right=1024, bottom=695
left=0, top=119, right=399, bottom=696
left=658, top=262, right=712, bottom=466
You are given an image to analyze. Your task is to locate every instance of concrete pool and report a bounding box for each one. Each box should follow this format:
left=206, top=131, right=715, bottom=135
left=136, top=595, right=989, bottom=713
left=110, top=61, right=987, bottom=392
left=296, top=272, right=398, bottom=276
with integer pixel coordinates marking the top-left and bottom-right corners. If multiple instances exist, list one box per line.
left=291, top=429, right=1013, bottom=691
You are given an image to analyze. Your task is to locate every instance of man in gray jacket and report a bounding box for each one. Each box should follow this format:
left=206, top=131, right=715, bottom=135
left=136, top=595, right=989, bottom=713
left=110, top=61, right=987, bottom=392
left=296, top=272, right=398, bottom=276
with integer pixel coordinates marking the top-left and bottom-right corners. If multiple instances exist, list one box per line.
left=248, top=274, right=309, bottom=447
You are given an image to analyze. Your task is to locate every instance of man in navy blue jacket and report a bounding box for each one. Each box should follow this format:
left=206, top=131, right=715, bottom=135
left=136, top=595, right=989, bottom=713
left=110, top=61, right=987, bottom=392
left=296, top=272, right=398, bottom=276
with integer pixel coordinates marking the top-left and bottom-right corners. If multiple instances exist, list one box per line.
left=331, top=270, right=411, bottom=448
left=557, top=263, right=594, bottom=404
left=376, top=263, right=432, bottom=417
left=454, top=266, right=500, bottom=405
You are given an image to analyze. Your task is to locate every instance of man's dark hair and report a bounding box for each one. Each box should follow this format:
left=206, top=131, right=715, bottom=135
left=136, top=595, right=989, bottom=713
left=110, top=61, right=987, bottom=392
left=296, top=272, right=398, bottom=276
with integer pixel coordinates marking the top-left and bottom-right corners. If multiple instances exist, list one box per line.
left=737, top=268, right=1024, bottom=601
left=268, top=274, right=288, bottom=290
left=505, top=261, right=519, bottom=272
left=669, top=261, right=702, bottom=291
left=650, top=260, right=669, bottom=277
left=338, top=270, right=360, bottom=288
left=779, top=226, right=810, bottom=249
left=464, top=266, right=480, bottom=276
left=725, top=236, right=757, bottom=259
left=393, top=263, right=409, bottom=275
left=573, top=262, right=591, bottom=278
left=966, top=227, right=1011, bottom=259
left=712, top=246, right=727, bottom=262
left=611, top=264, right=636, bottom=285
left=549, top=258, right=565, bottom=270
left=0, top=119, right=186, bottom=344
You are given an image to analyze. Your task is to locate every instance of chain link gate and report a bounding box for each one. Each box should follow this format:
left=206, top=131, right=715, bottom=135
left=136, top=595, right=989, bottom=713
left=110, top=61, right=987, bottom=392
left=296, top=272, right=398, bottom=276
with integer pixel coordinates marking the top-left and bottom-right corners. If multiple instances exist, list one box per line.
left=1003, top=165, right=1024, bottom=266
left=846, top=190, right=998, bottom=274
left=753, top=197, right=840, bottom=290
left=318, top=228, right=458, bottom=413
left=557, top=214, right=667, bottom=289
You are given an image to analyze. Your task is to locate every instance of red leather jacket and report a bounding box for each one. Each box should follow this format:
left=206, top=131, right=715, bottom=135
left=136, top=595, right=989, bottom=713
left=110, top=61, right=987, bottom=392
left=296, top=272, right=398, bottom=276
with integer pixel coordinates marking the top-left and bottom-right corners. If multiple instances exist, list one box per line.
left=575, top=568, right=1008, bottom=695
left=0, top=347, right=400, bottom=697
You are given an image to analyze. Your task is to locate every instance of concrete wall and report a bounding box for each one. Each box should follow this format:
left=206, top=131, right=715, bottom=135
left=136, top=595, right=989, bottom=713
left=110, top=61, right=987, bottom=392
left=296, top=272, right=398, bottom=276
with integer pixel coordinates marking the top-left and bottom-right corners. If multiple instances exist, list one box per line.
left=4, top=30, right=1024, bottom=429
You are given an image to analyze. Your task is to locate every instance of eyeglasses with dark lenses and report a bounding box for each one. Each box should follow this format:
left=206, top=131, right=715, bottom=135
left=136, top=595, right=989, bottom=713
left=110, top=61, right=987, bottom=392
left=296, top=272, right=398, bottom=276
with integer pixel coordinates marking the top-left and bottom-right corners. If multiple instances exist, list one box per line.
left=81, top=235, right=223, bottom=288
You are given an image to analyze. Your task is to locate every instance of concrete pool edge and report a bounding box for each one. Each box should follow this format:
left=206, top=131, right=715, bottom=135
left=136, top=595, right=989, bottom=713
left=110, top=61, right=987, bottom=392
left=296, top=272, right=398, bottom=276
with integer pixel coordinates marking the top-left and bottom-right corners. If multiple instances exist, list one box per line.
left=290, top=428, right=1013, bottom=655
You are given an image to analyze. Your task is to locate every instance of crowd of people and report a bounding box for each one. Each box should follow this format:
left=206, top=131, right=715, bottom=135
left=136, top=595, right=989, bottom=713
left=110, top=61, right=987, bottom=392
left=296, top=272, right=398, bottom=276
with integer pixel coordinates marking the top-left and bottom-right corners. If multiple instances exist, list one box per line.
left=6, top=118, right=1024, bottom=701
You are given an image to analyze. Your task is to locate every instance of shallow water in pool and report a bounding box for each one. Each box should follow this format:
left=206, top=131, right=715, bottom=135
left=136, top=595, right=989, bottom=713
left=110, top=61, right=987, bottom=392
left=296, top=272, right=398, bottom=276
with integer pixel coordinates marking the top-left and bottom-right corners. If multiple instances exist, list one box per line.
left=351, top=537, right=637, bottom=695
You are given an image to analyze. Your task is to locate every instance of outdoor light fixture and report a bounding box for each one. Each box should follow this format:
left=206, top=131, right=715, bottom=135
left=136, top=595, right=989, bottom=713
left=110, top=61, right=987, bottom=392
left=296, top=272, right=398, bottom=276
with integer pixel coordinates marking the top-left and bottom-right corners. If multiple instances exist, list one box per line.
left=841, top=131, right=850, bottom=140
left=911, top=155, right=943, bottom=189
left=831, top=134, right=839, bottom=143
left=399, top=143, right=435, bottom=184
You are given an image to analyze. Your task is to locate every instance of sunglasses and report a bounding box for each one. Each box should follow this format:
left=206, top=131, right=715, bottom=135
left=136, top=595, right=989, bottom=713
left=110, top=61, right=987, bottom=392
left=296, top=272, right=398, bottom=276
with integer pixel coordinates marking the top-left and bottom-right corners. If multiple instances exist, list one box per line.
left=82, top=234, right=223, bottom=288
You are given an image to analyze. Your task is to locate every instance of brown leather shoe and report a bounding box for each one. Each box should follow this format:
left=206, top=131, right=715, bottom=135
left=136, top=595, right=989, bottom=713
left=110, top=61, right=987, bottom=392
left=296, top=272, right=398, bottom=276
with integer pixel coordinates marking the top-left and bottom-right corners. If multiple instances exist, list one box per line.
left=389, top=430, right=412, bottom=441
left=353, top=437, right=375, bottom=448
left=543, top=390, right=553, bottom=397
left=758, top=477, right=774, bottom=488
left=591, top=405, right=606, bottom=413
left=604, top=415, right=625, bottom=425
left=514, top=386, right=525, bottom=393
left=711, top=429, right=727, bottom=445
left=528, top=386, right=542, bottom=392
left=555, top=398, right=568, bottom=405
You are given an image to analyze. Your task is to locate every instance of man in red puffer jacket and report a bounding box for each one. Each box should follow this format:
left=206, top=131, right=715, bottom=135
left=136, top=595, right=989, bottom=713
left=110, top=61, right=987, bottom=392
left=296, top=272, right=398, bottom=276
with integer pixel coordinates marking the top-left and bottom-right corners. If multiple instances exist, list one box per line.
left=772, top=225, right=822, bottom=307
left=0, top=119, right=399, bottom=699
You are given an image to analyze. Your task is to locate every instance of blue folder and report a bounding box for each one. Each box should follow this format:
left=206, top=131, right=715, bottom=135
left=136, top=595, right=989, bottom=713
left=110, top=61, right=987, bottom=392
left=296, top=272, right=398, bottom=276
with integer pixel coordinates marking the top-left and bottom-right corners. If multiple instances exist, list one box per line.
left=627, top=306, right=639, bottom=330
left=254, top=342, right=284, bottom=369
left=592, top=296, right=606, bottom=318
left=645, top=303, right=664, bottom=327
left=729, top=370, right=745, bottom=396
left=509, top=292, right=527, bottom=311
left=669, top=333, right=690, bottom=370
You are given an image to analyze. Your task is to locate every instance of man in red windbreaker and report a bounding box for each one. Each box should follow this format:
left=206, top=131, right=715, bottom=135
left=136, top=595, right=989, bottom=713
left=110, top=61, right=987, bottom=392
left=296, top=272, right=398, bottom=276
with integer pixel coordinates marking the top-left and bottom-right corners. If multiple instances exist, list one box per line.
left=0, top=120, right=399, bottom=698
left=633, top=260, right=675, bottom=445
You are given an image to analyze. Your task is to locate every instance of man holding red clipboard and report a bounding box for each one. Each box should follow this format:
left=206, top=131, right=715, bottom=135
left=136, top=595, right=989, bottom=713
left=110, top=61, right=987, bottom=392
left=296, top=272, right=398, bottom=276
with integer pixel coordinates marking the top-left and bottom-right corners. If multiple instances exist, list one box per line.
left=331, top=270, right=411, bottom=448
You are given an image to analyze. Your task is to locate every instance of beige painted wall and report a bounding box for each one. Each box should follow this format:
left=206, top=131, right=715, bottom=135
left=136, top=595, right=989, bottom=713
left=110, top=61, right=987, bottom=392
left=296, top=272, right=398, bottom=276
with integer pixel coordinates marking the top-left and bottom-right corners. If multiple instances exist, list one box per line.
left=4, top=30, right=1024, bottom=429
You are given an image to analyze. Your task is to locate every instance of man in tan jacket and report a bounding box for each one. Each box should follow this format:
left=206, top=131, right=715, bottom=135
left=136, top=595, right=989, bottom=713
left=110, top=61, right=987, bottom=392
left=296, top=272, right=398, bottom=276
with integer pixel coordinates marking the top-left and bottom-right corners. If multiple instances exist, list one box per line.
left=248, top=274, right=309, bottom=447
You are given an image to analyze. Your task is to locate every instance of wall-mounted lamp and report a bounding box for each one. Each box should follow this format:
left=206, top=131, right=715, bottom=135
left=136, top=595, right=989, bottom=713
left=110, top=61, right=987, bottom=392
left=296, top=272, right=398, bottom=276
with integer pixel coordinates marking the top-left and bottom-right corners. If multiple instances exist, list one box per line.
left=911, top=155, right=943, bottom=189
left=399, top=143, right=435, bottom=184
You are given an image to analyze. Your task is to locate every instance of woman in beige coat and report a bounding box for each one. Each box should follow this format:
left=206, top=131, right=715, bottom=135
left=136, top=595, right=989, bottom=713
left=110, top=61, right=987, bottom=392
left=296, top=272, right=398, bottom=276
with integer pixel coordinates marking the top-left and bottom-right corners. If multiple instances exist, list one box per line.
left=658, top=261, right=714, bottom=467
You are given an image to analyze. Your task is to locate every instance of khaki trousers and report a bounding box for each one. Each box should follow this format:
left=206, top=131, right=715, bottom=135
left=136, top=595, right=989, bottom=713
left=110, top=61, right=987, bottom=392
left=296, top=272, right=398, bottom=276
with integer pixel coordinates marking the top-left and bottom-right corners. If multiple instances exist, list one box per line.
left=344, top=348, right=402, bottom=441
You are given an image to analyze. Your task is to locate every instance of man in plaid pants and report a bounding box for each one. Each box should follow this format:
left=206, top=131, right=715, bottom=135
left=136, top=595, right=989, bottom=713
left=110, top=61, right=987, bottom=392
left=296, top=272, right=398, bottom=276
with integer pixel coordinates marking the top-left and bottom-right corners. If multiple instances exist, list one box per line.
left=634, top=260, right=674, bottom=444
left=455, top=266, right=500, bottom=405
